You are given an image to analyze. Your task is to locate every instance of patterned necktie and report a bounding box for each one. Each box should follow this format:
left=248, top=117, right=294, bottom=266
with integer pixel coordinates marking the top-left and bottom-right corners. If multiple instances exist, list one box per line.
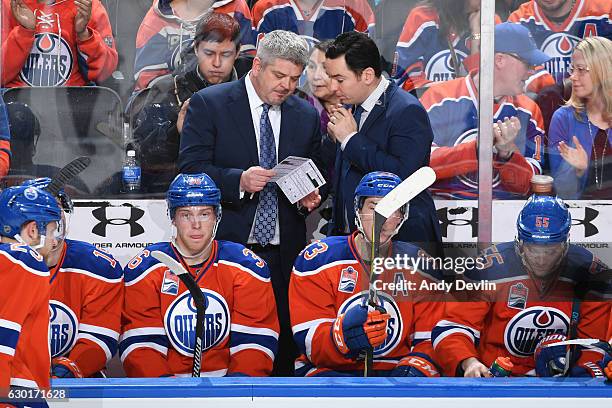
left=253, top=103, right=278, bottom=245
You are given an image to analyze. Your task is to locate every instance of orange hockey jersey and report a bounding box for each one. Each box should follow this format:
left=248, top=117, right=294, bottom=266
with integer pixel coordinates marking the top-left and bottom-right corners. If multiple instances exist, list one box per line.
left=49, top=239, right=123, bottom=377
left=432, top=242, right=611, bottom=376
left=120, top=241, right=279, bottom=377
left=1, top=0, right=118, bottom=87
left=290, top=234, right=444, bottom=376
left=0, top=243, right=50, bottom=390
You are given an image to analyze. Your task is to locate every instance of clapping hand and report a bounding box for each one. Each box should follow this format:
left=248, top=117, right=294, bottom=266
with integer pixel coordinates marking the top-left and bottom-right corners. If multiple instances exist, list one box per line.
left=558, top=136, right=588, bottom=177
left=11, top=0, right=36, bottom=30
left=74, top=0, right=93, bottom=41
left=493, top=116, right=521, bottom=160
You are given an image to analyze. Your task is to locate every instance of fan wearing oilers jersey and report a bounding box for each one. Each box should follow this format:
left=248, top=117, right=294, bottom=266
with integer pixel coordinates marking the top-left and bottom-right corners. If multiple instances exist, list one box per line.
left=21, top=178, right=124, bottom=379
left=508, top=0, right=612, bottom=89
left=289, top=171, right=444, bottom=377
left=0, top=185, right=60, bottom=394
left=432, top=193, right=612, bottom=377
left=1, top=0, right=118, bottom=87
left=120, top=173, right=279, bottom=377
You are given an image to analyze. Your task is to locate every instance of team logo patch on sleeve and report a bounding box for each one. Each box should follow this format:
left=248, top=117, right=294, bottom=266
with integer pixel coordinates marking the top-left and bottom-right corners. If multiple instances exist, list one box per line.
left=161, top=269, right=180, bottom=295
left=507, top=283, right=528, bottom=310
left=338, top=266, right=358, bottom=293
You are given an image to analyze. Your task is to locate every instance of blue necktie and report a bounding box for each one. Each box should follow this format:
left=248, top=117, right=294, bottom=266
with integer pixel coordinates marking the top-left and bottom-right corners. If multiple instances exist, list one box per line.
left=253, top=103, right=278, bottom=245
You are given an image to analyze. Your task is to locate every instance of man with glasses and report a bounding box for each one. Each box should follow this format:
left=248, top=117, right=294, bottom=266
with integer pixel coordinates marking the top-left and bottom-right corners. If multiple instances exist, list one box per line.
left=420, top=22, right=550, bottom=199
left=290, top=171, right=444, bottom=377
left=120, top=173, right=279, bottom=377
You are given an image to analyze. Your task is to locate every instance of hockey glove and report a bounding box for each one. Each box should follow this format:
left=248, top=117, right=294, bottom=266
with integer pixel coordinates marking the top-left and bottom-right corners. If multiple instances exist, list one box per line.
left=332, top=304, right=390, bottom=357
left=391, top=353, right=440, bottom=377
left=569, top=345, right=612, bottom=378
left=51, top=356, right=84, bottom=378
left=534, top=334, right=569, bottom=377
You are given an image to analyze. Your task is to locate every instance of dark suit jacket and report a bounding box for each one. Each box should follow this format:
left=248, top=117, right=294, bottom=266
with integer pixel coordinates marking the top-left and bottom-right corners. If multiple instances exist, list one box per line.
left=330, top=81, right=442, bottom=253
left=178, top=77, right=323, bottom=273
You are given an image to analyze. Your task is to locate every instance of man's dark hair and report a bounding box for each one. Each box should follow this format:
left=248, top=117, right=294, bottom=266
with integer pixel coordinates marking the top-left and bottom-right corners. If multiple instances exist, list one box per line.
left=325, top=31, right=382, bottom=77
left=194, top=11, right=241, bottom=51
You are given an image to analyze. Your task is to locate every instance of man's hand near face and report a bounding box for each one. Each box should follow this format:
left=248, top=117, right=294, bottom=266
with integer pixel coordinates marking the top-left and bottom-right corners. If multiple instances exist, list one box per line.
left=327, top=105, right=358, bottom=144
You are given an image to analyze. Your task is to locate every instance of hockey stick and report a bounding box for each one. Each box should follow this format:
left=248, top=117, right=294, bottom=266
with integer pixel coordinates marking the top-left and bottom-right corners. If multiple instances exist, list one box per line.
left=364, top=166, right=437, bottom=377
left=46, top=156, right=92, bottom=196
left=151, top=250, right=206, bottom=378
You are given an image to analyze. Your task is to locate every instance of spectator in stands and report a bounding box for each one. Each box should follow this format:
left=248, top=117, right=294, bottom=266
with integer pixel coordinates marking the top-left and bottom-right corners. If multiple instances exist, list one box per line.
left=509, top=0, right=611, bottom=87
left=1, top=0, right=118, bottom=87
left=127, top=12, right=252, bottom=194
left=252, top=0, right=375, bottom=50
left=178, top=30, right=324, bottom=376
left=496, top=0, right=530, bottom=21
left=324, top=31, right=442, bottom=256
left=0, top=96, right=11, bottom=178
left=134, top=0, right=255, bottom=90
left=548, top=36, right=612, bottom=199
left=420, top=23, right=549, bottom=199
left=394, top=0, right=496, bottom=93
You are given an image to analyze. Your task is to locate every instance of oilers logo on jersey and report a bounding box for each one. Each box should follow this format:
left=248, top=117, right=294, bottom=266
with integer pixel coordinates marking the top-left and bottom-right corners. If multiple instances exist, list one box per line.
left=164, top=288, right=230, bottom=357
left=454, top=128, right=502, bottom=189
left=540, top=33, right=581, bottom=81
left=20, top=33, right=73, bottom=87
left=49, top=300, right=78, bottom=358
left=424, top=49, right=467, bottom=84
left=338, top=291, right=403, bottom=357
left=504, top=307, right=569, bottom=358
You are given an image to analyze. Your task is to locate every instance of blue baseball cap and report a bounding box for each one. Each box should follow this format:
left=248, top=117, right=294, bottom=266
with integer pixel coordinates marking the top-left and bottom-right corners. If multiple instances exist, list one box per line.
left=495, top=23, right=551, bottom=67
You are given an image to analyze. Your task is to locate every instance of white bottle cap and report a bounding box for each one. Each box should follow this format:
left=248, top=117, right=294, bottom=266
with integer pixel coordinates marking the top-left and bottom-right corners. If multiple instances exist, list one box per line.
left=127, top=150, right=136, bottom=157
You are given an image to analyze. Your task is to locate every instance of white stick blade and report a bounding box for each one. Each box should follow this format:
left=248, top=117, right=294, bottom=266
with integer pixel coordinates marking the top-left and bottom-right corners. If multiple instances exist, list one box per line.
left=375, top=167, right=436, bottom=218
left=151, top=250, right=189, bottom=276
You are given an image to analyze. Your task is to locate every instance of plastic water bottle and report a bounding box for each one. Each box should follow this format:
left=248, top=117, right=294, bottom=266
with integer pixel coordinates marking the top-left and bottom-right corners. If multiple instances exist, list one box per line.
left=122, top=149, right=141, bottom=193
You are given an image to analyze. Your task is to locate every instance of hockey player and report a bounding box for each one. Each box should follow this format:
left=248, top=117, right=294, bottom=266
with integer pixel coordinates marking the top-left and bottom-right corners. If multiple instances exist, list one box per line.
left=432, top=193, right=612, bottom=377
left=289, top=171, right=444, bottom=377
left=421, top=23, right=549, bottom=199
left=0, top=185, right=61, bottom=391
left=134, top=0, right=255, bottom=91
left=21, top=178, right=124, bottom=379
left=1, top=0, right=118, bottom=87
left=508, top=0, right=612, bottom=88
left=252, top=0, right=374, bottom=51
left=120, top=173, right=279, bottom=377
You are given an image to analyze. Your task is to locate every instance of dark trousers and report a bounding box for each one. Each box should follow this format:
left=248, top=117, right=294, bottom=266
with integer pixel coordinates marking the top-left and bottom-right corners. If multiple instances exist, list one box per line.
left=247, top=243, right=298, bottom=376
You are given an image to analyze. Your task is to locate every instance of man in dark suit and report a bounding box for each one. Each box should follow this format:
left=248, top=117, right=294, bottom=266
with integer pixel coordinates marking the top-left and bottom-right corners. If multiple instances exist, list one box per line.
left=178, top=30, right=323, bottom=376
left=325, top=31, right=442, bottom=255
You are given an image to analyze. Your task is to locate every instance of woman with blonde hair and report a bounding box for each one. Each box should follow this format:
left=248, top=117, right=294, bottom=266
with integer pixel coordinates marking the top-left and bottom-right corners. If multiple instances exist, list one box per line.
left=548, top=36, right=612, bottom=199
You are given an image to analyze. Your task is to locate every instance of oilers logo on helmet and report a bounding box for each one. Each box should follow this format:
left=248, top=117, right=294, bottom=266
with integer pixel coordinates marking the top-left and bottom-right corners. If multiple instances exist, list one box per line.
left=338, top=291, right=403, bottom=357
left=424, top=49, right=467, bottom=83
left=20, top=33, right=73, bottom=87
left=504, top=306, right=569, bottom=358
left=164, top=289, right=230, bottom=357
left=540, top=34, right=581, bottom=81
left=23, top=187, right=39, bottom=201
left=49, top=300, right=78, bottom=358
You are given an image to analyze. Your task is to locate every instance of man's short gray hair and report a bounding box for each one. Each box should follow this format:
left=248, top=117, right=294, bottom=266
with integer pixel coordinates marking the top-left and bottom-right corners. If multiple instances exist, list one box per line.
left=256, top=30, right=309, bottom=68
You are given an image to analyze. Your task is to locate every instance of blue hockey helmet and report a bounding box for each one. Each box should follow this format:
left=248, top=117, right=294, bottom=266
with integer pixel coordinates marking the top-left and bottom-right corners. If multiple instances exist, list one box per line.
left=166, top=173, right=221, bottom=219
left=354, top=171, right=403, bottom=212
left=517, top=194, right=571, bottom=244
left=0, top=185, right=61, bottom=240
left=21, top=177, right=74, bottom=214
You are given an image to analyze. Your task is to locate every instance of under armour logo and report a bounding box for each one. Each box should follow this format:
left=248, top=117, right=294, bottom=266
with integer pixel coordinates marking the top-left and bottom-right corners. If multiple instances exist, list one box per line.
left=437, top=207, right=478, bottom=238
left=571, top=207, right=599, bottom=238
left=91, top=204, right=145, bottom=237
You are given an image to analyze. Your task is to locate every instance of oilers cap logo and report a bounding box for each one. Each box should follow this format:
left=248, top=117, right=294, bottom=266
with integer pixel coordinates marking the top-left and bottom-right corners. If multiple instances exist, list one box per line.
left=49, top=300, right=78, bottom=358
left=20, top=33, right=73, bottom=86
left=338, top=291, right=403, bottom=357
left=504, top=306, right=569, bottom=357
left=164, top=289, right=230, bottom=357
left=425, top=49, right=467, bottom=83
